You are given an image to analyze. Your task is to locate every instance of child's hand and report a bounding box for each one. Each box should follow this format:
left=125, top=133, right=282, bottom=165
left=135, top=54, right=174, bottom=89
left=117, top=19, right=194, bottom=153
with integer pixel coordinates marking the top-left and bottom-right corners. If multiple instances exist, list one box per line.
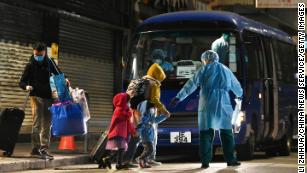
left=161, top=109, right=171, bottom=117
left=132, top=132, right=139, bottom=137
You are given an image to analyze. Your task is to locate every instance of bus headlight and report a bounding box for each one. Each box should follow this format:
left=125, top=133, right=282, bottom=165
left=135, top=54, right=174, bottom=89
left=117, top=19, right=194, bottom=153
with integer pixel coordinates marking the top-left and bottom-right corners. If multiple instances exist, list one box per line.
left=235, top=111, right=246, bottom=127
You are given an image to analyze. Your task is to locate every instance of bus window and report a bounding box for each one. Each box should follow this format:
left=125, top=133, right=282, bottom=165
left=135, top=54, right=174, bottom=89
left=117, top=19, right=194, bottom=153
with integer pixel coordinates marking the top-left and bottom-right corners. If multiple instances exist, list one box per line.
left=127, top=30, right=240, bottom=82
left=242, top=31, right=262, bottom=80
left=262, top=37, right=276, bottom=80
left=272, top=40, right=297, bottom=84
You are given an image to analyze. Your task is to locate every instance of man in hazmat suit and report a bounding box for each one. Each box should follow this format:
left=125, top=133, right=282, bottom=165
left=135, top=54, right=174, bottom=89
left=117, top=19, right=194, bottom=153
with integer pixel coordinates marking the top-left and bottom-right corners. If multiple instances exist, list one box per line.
left=151, top=49, right=174, bottom=72
left=170, top=50, right=242, bottom=169
left=211, top=33, right=230, bottom=64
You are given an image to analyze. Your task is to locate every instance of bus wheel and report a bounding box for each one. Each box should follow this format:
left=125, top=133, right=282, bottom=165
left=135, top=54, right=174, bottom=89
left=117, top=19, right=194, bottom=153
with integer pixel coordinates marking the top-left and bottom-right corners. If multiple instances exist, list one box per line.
left=265, top=149, right=277, bottom=157
left=237, top=133, right=255, bottom=160
left=278, top=123, right=293, bottom=156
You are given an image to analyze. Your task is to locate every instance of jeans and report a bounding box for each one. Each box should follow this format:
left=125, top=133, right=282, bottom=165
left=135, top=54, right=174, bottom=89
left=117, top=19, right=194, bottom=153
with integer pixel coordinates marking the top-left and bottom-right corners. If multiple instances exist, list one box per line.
left=123, top=136, right=141, bottom=163
left=139, top=142, right=154, bottom=161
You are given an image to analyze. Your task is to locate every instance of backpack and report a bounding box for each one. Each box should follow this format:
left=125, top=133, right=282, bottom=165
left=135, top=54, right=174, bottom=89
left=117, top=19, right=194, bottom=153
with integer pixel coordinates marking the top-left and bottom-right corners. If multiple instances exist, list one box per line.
left=127, top=79, right=151, bottom=109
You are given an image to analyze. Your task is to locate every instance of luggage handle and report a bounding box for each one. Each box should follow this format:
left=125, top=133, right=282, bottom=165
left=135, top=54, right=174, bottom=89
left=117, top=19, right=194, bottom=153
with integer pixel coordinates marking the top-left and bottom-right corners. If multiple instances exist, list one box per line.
left=21, top=92, right=30, bottom=111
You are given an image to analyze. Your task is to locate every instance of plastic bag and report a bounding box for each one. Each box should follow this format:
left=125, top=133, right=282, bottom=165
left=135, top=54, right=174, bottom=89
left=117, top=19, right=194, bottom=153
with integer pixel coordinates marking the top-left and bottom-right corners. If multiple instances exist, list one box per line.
left=231, top=98, right=242, bottom=126
left=70, top=87, right=91, bottom=121
left=50, top=101, right=87, bottom=136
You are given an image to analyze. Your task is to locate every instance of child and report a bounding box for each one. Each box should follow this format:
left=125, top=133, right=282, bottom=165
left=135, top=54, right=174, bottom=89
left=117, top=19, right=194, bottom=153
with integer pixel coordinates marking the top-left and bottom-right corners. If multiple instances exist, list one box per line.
left=136, top=100, right=170, bottom=168
left=101, top=93, right=137, bottom=170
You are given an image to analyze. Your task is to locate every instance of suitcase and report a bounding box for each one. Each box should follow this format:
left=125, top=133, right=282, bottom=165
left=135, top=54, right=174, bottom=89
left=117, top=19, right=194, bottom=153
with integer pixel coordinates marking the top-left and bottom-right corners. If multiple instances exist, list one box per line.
left=0, top=94, right=29, bottom=157
left=90, top=130, right=109, bottom=163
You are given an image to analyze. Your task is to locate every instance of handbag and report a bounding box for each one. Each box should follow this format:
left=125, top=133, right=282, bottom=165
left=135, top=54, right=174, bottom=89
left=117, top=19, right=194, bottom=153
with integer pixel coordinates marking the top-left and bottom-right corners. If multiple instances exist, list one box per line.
left=50, top=101, right=87, bottom=136
left=49, top=58, right=72, bottom=102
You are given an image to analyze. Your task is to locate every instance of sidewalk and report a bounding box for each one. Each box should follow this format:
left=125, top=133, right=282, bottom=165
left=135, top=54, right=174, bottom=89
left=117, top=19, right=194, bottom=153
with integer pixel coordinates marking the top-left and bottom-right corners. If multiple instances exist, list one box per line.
left=0, top=142, right=90, bottom=172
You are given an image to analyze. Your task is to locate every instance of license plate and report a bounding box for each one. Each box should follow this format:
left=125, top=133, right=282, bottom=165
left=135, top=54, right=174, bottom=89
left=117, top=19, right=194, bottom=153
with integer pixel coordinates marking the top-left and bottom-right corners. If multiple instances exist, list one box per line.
left=170, top=131, right=191, bottom=143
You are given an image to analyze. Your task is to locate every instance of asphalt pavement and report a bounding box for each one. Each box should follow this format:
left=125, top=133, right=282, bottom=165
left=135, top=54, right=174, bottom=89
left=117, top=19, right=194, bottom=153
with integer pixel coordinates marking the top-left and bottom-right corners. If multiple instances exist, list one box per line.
left=14, top=152, right=298, bottom=173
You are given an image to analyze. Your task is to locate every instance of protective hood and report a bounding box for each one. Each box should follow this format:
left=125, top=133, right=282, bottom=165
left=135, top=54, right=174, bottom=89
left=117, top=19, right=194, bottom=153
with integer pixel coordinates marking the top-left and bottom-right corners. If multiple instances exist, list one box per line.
left=113, top=93, right=129, bottom=108
left=146, top=63, right=166, bottom=82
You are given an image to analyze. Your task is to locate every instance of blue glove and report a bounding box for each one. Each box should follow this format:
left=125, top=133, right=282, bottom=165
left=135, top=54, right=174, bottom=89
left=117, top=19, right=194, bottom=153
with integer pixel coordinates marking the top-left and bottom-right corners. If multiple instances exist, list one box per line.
left=169, top=97, right=180, bottom=108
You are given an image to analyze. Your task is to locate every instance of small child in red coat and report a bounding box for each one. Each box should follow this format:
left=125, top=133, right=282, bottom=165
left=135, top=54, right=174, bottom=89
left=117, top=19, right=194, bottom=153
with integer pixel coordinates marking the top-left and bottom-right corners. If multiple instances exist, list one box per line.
left=101, top=93, right=137, bottom=170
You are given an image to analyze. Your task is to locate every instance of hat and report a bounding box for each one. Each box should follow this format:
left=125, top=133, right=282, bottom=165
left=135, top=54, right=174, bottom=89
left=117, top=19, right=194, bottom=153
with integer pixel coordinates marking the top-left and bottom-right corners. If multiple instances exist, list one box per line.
left=201, top=50, right=219, bottom=62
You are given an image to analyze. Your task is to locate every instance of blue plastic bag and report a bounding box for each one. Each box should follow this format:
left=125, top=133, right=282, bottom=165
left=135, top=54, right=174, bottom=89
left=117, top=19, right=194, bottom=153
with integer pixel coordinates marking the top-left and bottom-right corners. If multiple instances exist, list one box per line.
left=50, top=73, right=72, bottom=102
left=50, top=102, right=87, bottom=136
left=48, top=58, right=72, bottom=102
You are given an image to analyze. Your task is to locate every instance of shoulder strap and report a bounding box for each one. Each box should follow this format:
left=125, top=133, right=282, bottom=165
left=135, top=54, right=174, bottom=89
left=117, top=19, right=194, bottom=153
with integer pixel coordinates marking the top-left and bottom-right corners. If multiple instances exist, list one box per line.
left=48, top=57, right=60, bottom=75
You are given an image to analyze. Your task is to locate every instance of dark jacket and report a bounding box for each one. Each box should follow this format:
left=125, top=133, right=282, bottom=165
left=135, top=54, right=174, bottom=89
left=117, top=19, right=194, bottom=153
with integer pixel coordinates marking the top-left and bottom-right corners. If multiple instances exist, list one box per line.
left=19, top=55, right=61, bottom=99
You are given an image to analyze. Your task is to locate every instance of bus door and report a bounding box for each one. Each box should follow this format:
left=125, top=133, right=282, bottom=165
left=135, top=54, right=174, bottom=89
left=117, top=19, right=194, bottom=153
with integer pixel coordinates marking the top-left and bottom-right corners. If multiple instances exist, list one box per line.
left=243, top=31, right=266, bottom=140
left=262, top=37, right=279, bottom=140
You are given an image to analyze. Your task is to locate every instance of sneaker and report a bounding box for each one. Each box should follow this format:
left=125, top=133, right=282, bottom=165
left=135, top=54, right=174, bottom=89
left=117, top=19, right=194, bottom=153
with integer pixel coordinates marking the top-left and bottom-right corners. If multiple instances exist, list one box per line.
left=124, top=162, right=139, bottom=168
left=138, top=158, right=151, bottom=168
left=39, top=148, right=54, bottom=160
left=30, top=148, right=43, bottom=159
left=30, top=148, right=40, bottom=155
left=148, top=159, right=162, bottom=166
left=227, top=162, right=241, bottom=167
left=116, top=164, right=129, bottom=170
left=103, top=157, right=112, bottom=169
left=201, top=163, right=209, bottom=169
left=98, top=159, right=107, bottom=169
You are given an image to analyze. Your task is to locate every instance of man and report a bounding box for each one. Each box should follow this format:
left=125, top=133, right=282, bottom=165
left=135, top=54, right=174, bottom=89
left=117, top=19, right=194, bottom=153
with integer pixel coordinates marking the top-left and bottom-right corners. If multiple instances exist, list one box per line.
left=170, top=50, right=242, bottom=169
left=211, top=33, right=230, bottom=64
left=151, top=49, right=174, bottom=72
left=19, top=43, right=62, bottom=160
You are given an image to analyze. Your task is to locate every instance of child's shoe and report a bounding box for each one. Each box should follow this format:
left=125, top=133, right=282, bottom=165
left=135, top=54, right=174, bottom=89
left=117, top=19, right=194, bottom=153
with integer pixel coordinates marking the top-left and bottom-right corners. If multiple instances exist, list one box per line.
left=138, top=158, right=151, bottom=168
left=103, top=157, right=112, bottom=169
left=116, top=164, right=129, bottom=170
left=98, top=159, right=107, bottom=169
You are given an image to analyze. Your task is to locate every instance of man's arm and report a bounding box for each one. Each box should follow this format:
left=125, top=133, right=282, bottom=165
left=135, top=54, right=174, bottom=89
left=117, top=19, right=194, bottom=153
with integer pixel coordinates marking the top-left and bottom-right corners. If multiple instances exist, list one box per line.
left=176, top=66, right=203, bottom=101
left=19, top=63, right=31, bottom=90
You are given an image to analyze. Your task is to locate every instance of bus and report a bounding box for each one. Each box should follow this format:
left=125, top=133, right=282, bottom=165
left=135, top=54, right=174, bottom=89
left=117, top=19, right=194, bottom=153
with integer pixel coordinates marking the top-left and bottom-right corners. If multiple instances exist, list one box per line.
left=123, top=11, right=297, bottom=160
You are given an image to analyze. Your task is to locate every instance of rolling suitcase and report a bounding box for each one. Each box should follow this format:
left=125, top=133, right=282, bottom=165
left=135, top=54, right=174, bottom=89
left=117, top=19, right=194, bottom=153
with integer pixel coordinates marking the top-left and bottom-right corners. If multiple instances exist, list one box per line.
left=90, top=130, right=109, bottom=163
left=0, top=94, right=29, bottom=157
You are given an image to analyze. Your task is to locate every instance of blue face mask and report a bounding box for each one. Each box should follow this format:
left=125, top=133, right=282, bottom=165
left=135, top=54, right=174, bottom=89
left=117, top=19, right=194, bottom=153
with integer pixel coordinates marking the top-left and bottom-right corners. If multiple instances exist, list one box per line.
left=34, top=55, right=44, bottom=62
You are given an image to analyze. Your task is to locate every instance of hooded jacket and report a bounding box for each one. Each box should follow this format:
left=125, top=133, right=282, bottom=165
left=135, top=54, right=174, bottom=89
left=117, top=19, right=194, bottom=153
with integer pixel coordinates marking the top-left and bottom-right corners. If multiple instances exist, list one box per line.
left=137, top=100, right=167, bottom=143
left=108, top=93, right=136, bottom=140
left=143, top=63, right=168, bottom=113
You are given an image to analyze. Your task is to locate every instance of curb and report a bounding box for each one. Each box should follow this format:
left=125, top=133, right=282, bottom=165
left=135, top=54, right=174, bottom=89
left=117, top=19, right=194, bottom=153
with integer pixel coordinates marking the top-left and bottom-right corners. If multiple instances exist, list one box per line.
left=0, top=155, right=90, bottom=172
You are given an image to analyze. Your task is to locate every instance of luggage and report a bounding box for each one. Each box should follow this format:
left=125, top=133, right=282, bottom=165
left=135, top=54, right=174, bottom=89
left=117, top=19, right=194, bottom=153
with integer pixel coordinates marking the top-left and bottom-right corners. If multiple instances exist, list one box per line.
left=90, top=130, right=109, bottom=163
left=127, top=79, right=151, bottom=109
left=50, top=101, right=87, bottom=136
left=0, top=94, right=29, bottom=156
left=126, top=79, right=151, bottom=100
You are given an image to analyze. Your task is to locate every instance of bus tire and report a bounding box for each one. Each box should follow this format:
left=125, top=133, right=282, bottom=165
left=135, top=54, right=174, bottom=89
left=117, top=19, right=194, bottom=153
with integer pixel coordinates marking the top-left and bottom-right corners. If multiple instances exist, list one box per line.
left=265, top=149, right=277, bottom=157
left=278, top=122, right=293, bottom=156
left=237, top=132, right=255, bottom=160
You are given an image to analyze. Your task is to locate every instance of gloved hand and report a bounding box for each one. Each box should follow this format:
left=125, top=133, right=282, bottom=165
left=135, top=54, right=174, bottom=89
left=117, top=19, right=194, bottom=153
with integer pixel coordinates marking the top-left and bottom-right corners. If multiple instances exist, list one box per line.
left=169, top=97, right=180, bottom=108
left=26, top=85, right=33, bottom=91
left=235, top=97, right=242, bottom=104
